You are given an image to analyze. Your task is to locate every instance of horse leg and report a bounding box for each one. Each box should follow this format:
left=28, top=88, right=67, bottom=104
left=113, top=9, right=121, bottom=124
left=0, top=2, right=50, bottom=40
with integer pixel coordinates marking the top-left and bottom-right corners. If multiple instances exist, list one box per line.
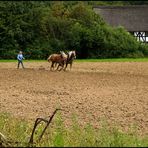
left=50, top=63, right=52, bottom=71
left=64, top=63, right=68, bottom=71
left=58, top=62, right=64, bottom=71
left=54, top=63, right=57, bottom=69
left=50, top=62, right=54, bottom=71
left=56, top=61, right=63, bottom=71
left=56, top=64, right=60, bottom=71
left=61, top=61, right=66, bottom=71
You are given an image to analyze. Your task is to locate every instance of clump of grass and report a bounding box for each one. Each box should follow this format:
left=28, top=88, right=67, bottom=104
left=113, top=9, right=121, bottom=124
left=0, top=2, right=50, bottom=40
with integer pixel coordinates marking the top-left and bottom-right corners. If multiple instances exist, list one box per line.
left=0, top=113, right=30, bottom=147
left=0, top=112, right=148, bottom=147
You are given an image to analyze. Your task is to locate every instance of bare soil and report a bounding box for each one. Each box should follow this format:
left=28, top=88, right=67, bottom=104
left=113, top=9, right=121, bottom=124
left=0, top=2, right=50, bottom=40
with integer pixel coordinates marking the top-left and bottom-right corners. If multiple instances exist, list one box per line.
left=0, top=61, right=148, bottom=135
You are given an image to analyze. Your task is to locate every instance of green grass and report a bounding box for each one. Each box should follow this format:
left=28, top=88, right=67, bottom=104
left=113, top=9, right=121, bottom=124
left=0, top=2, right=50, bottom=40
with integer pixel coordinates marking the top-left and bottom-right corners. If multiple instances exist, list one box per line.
left=76, top=58, right=148, bottom=62
left=0, top=112, right=148, bottom=147
left=0, top=58, right=148, bottom=63
left=0, top=60, right=46, bottom=62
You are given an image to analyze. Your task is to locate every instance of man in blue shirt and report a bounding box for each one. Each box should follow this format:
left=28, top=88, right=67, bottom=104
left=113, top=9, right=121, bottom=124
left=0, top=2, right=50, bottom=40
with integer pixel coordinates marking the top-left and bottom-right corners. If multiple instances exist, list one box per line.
left=17, top=51, right=25, bottom=69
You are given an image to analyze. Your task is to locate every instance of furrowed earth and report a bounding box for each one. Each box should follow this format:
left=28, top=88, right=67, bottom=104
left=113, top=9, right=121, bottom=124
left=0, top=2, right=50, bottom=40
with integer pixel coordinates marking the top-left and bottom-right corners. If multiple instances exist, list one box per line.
left=0, top=61, right=148, bottom=135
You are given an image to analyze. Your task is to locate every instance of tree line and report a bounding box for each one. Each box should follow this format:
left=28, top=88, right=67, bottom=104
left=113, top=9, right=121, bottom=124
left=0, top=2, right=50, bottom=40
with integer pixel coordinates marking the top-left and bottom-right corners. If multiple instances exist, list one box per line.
left=0, top=1, right=148, bottom=59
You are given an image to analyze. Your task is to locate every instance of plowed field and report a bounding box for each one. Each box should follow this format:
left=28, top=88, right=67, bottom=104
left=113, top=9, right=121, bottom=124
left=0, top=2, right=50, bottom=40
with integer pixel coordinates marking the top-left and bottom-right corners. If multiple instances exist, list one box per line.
left=0, top=61, right=148, bottom=135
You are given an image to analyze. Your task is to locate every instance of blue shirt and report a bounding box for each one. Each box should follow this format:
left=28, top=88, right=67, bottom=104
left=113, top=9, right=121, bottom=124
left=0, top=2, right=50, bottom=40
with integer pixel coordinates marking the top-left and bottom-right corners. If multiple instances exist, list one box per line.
left=17, top=54, right=24, bottom=61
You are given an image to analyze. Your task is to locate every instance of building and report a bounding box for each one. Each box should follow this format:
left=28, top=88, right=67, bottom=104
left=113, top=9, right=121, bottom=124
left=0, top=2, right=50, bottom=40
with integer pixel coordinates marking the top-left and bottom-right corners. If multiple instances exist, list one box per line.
left=93, top=5, right=148, bottom=43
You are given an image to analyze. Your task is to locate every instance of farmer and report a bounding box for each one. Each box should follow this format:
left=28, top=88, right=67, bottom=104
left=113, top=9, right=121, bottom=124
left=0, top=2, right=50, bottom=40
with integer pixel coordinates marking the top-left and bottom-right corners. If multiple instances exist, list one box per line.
left=17, top=51, right=25, bottom=69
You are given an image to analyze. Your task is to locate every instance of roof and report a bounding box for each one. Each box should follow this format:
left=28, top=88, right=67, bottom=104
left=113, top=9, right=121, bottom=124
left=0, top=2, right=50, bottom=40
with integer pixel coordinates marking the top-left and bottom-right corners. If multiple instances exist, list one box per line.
left=93, top=5, right=148, bottom=31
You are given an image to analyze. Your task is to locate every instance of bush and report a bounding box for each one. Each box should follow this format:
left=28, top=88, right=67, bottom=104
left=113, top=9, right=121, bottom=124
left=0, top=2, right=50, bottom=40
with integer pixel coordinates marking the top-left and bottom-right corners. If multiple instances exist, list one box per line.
left=0, top=1, right=148, bottom=59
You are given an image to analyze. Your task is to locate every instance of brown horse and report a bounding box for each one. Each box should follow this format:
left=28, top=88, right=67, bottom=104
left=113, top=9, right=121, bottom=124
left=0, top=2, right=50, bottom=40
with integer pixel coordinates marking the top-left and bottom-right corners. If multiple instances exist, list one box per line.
left=47, top=53, right=67, bottom=71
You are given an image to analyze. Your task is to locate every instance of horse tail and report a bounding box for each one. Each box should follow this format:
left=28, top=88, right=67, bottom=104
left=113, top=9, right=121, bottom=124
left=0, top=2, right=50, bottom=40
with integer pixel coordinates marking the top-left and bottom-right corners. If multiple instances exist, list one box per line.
left=47, top=55, right=52, bottom=62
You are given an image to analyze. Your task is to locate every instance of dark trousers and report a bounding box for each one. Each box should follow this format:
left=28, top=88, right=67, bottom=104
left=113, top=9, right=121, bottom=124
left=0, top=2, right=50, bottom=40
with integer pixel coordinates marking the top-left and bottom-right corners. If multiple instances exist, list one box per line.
left=17, top=60, right=24, bottom=69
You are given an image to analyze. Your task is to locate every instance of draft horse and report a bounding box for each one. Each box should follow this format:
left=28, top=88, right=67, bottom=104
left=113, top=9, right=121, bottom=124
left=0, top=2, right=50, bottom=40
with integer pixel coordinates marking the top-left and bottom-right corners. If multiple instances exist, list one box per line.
left=47, top=53, right=67, bottom=71
left=64, top=50, right=76, bottom=71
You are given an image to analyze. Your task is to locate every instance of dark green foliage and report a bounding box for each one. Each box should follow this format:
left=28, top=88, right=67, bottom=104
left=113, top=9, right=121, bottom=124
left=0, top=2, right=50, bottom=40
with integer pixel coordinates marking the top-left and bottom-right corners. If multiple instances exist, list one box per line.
left=0, top=1, right=148, bottom=59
